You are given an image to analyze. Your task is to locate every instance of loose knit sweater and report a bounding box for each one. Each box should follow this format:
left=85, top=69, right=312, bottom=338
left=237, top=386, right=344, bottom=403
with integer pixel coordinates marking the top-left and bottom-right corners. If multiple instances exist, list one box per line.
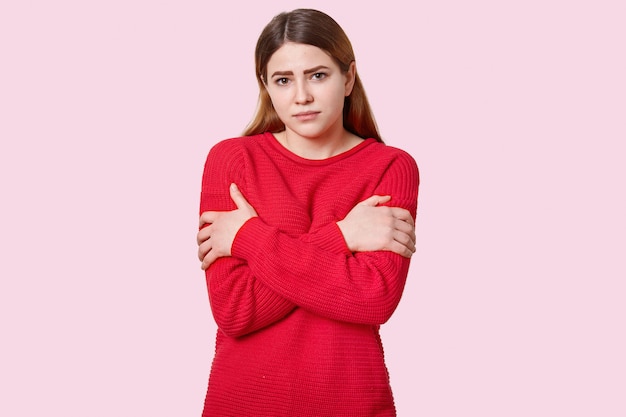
left=200, top=132, right=419, bottom=417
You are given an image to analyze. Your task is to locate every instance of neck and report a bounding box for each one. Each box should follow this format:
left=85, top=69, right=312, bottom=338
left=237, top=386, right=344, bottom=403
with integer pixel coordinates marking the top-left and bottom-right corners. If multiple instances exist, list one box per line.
left=277, top=127, right=362, bottom=160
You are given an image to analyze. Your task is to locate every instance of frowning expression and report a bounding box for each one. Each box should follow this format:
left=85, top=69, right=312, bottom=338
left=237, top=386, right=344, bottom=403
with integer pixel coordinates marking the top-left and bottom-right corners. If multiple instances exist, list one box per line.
left=264, top=42, right=355, bottom=141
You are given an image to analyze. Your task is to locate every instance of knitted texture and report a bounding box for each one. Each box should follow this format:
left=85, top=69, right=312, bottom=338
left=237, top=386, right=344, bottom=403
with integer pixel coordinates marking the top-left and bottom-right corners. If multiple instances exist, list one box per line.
left=200, top=132, right=419, bottom=417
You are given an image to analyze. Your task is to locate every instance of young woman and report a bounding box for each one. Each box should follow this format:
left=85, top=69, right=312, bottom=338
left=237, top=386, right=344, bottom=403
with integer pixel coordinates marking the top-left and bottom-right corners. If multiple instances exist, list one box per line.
left=197, top=9, right=419, bottom=416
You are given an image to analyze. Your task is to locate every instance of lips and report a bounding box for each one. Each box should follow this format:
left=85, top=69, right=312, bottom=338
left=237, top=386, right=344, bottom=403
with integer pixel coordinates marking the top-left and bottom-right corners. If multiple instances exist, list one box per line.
left=293, top=111, right=320, bottom=121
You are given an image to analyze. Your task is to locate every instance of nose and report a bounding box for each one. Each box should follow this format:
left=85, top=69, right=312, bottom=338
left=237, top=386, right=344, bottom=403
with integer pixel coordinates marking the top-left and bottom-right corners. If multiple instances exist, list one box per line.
left=294, top=80, right=313, bottom=104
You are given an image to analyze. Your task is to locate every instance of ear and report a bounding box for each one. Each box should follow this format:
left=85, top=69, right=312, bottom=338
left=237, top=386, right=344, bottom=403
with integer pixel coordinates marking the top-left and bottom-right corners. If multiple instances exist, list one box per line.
left=344, top=61, right=356, bottom=97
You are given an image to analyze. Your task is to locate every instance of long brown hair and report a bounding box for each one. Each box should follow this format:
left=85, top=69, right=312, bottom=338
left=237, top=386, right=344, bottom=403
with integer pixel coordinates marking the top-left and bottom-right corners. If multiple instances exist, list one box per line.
left=243, top=9, right=382, bottom=142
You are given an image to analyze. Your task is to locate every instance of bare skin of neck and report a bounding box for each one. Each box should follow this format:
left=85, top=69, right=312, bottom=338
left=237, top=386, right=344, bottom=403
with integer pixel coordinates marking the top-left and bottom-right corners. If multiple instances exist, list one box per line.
left=273, top=129, right=363, bottom=160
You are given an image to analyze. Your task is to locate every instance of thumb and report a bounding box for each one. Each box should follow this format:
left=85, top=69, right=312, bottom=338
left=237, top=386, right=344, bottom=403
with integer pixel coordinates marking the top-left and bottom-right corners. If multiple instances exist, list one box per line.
left=359, top=195, right=391, bottom=207
left=229, top=183, right=250, bottom=209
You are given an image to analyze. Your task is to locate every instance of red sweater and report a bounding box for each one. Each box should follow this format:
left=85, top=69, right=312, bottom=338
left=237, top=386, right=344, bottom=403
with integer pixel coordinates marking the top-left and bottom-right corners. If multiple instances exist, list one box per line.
left=200, top=132, right=419, bottom=416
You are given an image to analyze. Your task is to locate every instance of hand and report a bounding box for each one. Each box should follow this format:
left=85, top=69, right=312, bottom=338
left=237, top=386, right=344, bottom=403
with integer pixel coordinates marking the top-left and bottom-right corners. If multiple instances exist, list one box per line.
left=197, top=183, right=258, bottom=270
left=336, top=195, right=416, bottom=258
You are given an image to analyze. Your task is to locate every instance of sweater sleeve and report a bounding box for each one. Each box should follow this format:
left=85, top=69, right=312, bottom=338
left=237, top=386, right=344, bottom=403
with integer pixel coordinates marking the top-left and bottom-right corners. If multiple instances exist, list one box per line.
left=231, top=151, right=420, bottom=325
left=200, top=140, right=297, bottom=338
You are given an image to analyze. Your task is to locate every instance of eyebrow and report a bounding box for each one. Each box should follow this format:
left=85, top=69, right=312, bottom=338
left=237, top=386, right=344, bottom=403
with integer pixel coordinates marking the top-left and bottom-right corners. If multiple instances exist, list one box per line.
left=270, top=65, right=330, bottom=78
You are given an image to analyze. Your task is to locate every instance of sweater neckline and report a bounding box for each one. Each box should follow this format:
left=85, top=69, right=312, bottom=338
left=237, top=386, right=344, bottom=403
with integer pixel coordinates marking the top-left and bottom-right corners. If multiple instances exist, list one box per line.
left=263, top=132, right=376, bottom=166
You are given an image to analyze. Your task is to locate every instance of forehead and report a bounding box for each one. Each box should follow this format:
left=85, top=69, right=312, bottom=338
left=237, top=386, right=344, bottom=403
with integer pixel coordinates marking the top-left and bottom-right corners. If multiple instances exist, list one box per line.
left=267, top=42, right=337, bottom=72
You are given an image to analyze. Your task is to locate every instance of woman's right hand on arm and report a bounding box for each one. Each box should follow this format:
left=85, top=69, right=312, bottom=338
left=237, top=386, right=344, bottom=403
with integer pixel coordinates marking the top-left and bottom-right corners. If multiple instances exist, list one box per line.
left=336, top=195, right=416, bottom=258
left=197, top=183, right=258, bottom=270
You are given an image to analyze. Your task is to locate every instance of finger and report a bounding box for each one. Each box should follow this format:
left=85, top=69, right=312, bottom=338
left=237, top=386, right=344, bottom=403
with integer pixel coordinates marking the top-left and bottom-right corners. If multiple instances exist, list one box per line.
left=359, top=195, right=391, bottom=207
left=398, top=236, right=415, bottom=257
left=198, top=239, right=212, bottom=261
left=403, top=227, right=416, bottom=249
left=392, top=218, right=416, bottom=241
left=201, top=251, right=217, bottom=270
left=200, top=251, right=213, bottom=271
left=199, top=211, right=220, bottom=228
left=389, top=225, right=415, bottom=250
left=388, top=240, right=413, bottom=258
left=229, top=183, right=251, bottom=210
left=394, top=231, right=416, bottom=253
left=392, top=231, right=416, bottom=254
left=388, top=207, right=415, bottom=225
left=196, top=226, right=211, bottom=246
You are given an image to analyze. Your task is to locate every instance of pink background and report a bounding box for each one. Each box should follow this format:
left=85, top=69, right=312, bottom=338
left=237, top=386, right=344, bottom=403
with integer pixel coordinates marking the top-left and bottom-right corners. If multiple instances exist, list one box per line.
left=1, top=1, right=624, bottom=416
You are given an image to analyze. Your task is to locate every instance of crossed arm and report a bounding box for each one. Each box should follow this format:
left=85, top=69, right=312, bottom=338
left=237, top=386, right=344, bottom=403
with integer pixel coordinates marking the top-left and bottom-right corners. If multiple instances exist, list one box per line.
left=196, top=182, right=416, bottom=337
left=197, top=183, right=416, bottom=269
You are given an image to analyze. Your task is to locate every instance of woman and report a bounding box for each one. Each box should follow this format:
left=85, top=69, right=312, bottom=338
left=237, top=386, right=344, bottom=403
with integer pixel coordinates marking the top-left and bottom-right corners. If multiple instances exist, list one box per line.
left=197, top=9, right=419, bottom=416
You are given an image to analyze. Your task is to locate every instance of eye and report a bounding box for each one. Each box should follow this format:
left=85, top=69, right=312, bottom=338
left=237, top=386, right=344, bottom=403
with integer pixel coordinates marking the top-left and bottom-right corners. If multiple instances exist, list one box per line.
left=275, top=77, right=289, bottom=86
left=311, top=72, right=327, bottom=80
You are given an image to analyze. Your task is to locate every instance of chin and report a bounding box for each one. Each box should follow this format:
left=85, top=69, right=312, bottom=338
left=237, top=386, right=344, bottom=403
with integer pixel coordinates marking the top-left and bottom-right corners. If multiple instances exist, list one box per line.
left=287, top=126, right=328, bottom=140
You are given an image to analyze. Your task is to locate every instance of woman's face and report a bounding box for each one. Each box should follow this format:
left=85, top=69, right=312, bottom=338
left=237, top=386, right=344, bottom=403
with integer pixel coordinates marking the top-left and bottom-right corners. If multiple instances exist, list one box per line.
left=264, top=42, right=355, bottom=141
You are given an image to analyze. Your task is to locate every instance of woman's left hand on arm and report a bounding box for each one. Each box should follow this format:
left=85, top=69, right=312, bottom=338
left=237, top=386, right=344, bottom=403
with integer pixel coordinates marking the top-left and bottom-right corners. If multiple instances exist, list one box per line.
left=197, top=183, right=257, bottom=270
left=336, top=195, right=416, bottom=258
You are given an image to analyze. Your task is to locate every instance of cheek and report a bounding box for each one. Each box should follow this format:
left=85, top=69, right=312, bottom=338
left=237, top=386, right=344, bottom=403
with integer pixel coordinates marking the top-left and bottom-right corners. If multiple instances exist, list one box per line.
left=267, top=91, right=288, bottom=111
left=324, top=86, right=348, bottom=110
left=326, top=80, right=348, bottom=99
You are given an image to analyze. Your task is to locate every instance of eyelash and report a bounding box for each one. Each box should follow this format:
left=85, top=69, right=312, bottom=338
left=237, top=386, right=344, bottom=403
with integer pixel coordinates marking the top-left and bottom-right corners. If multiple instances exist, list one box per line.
left=274, top=72, right=328, bottom=86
